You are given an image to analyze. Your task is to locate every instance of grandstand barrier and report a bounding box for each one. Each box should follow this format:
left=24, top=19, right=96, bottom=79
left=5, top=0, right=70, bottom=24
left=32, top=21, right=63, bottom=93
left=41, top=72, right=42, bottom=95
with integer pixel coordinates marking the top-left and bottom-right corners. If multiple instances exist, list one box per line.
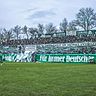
left=35, top=54, right=96, bottom=63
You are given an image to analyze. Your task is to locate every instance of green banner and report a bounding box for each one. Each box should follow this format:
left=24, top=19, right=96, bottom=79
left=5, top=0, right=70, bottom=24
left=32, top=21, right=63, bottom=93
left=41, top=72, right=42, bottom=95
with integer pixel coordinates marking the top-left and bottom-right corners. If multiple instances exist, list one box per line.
left=0, top=53, right=32, bottom=62
left=36, top=54, right=96, bottom=63
left=1, top=54, right=17, bottom=62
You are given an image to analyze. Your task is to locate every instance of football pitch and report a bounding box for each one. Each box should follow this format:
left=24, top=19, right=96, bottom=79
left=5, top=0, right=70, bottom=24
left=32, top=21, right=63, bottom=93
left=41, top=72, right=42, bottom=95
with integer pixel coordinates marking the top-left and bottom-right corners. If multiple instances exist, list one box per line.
left=0, top=62, right=96, bottom=96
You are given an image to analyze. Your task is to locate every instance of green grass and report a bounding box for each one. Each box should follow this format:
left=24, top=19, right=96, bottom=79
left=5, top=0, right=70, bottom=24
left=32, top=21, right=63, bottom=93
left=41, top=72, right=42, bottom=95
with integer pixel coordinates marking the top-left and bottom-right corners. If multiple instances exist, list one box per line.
left=0, top=62, right=96, bottom=96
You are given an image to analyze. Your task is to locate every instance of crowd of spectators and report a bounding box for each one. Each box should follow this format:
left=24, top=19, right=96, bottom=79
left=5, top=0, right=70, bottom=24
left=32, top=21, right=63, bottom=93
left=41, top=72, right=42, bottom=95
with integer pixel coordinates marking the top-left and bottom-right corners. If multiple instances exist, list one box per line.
left=1, top=35, right=96, bottom=54
left=2, top=35, right=96, bottom=46
left=0, top=46, right=18, bottom=54
left=36, top=44, right=96, bottom=54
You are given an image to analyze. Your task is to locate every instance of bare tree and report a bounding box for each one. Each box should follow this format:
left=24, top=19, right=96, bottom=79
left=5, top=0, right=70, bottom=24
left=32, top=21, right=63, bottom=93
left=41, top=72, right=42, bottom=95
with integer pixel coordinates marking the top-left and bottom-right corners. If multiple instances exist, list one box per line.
left=13, top=25, right=21, bottom=40
left=45, top=23, right=57, bottom=37
left=0, top=29, right=4, bottom=45
left=76, top=7, right=96, bottom=33
left=68, top=20, right=77, bottom=31
left=37, top=24, right=44, bottom=38
left=3, top=28, right=14, bottom=41
left=22, top=25, right=29, bottom=39
left=28, top=27, right=38, bottom=39
left=59, top=18, right=68, bottom=36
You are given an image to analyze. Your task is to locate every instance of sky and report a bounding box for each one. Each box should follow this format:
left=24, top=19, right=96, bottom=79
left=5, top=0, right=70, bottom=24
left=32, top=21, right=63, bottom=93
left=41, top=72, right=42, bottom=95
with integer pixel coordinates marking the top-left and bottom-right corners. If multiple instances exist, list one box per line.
left=0, top=0, right=96, bottom=29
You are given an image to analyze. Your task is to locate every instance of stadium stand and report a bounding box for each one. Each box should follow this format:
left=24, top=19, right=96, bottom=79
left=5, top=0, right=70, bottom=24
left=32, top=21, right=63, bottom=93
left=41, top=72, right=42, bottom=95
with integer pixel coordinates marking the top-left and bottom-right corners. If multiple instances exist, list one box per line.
left=1, top=31, right=96, bottom=62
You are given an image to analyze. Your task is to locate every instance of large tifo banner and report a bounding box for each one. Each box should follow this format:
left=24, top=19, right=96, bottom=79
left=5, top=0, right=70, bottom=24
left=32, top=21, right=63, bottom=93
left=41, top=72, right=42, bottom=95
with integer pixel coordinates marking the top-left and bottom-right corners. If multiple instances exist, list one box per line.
left=36, top=54, right=96, bottom=63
